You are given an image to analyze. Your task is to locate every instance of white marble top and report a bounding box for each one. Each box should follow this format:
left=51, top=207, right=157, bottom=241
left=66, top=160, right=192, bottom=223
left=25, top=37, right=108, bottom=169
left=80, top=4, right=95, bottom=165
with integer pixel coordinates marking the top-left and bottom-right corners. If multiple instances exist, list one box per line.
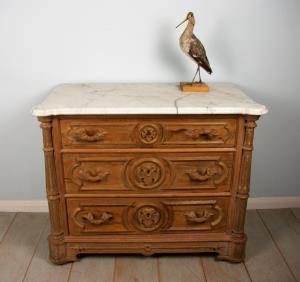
left=32, top=83, right=268, bottom=116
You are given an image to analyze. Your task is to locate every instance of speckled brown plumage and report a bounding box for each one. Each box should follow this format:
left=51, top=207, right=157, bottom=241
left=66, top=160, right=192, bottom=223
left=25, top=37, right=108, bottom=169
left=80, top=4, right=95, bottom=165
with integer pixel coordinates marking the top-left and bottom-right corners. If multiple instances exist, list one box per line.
left=189, top=34, right=212, bottom=74
left=177, top=12, right=212, bottom=82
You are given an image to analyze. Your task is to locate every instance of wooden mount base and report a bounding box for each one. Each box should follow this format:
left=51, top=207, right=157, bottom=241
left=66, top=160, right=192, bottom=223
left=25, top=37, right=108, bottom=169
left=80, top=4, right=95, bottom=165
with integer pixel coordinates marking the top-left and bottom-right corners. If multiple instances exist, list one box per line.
left=180, top=82, right=209, bottom=93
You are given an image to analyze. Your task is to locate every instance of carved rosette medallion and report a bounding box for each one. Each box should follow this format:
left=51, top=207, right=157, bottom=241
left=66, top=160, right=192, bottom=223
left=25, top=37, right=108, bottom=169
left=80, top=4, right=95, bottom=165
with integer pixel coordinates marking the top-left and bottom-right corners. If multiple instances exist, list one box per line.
left=141, top=125, right=158, bottom=143
left=125, top=158, right=172, bottom=190
left=136, top=205, right=161, bottom=231
left=135, top=123, right=162, bottom=145
left=134, top=161, right=162, bottom=188
left=131, top=203, right=168, bottom=232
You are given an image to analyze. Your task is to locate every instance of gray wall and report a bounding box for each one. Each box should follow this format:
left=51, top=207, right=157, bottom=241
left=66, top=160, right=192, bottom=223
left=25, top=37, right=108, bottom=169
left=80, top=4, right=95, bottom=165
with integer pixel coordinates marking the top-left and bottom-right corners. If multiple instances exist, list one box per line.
left=0, top=0, right=299, bottom=199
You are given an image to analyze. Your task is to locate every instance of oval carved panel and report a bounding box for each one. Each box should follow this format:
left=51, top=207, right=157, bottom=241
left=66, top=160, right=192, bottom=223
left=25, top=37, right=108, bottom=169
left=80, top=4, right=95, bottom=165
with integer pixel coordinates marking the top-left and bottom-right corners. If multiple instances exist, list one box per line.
left=125, top=157, right=173, bottom=190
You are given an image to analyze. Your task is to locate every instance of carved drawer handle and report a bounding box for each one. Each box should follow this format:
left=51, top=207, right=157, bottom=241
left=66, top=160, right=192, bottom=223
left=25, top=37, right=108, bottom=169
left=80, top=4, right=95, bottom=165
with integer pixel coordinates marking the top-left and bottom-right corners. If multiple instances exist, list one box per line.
left=184, top=129, right=219, bottom=140
left=184, top=210, right=214, bottom=224
left=82, top=212, right=113, bottom=225
left=186, top=161, right=228, bottom=185
left=68, top=127, right=107, bottom=142
left=186, top=167, right=217, bottom=182
left=78, top=168, right=110, bottom=183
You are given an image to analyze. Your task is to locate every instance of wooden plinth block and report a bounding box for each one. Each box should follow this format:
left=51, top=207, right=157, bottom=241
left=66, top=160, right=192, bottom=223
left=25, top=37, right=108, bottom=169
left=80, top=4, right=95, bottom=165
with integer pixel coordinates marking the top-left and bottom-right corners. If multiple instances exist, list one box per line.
left=180, top=82, right=209, bottom=93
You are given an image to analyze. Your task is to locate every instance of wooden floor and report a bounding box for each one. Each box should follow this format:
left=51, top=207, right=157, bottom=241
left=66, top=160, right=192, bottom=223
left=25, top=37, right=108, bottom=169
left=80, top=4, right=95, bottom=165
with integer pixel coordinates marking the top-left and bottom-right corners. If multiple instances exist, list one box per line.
left=0, top=209, right=299, bottom=282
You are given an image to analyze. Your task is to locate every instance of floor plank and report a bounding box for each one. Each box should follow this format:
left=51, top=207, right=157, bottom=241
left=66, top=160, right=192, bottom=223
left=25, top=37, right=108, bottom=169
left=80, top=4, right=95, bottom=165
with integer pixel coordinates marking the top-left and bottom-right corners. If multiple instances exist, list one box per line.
left=0, top=212, right=16, bottom=242
left=245, top=210, right=295, bottom=281
left=1, top=210, right=299, bottom=282
left=0, top=213, right=48, bottom=282
left=158, top=255, right=206, bottom=282
left=69, top=255, right=115, bottom=282
left=114, top=255, right=159, bottom=282
left=259, top=209, right=300, bottom=281
left=201, top=256, right=250, bottom=282
left=292, top=208, right=300, bottom=221
left=23, top=224, right=72, bottom=282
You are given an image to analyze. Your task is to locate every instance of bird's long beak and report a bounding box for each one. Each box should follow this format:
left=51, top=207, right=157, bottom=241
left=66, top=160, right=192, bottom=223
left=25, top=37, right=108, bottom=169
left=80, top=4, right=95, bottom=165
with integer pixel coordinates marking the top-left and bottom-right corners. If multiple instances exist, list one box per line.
left=176, top=18, right=188, bottom=28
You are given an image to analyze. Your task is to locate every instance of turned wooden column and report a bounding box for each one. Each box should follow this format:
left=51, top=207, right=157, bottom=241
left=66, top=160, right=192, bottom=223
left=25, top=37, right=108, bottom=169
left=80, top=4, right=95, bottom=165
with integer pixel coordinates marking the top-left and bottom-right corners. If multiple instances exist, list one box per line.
left=230, top=117, right=258, bottom=260
left=39, top=117, right=66, bottom=264
left=235, top=119, right=257, bottom=232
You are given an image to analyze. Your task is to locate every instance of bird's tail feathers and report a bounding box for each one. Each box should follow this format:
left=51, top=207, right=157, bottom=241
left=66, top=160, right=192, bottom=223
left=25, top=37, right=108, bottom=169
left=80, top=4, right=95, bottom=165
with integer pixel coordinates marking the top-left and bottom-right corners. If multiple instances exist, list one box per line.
left=199, top=63, right=212, bottom=74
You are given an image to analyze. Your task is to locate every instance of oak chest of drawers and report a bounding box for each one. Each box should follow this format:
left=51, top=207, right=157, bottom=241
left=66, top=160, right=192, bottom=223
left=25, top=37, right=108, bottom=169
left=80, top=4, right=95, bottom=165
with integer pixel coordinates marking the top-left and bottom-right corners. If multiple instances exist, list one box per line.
left=33, top=83, right=267, bottom=264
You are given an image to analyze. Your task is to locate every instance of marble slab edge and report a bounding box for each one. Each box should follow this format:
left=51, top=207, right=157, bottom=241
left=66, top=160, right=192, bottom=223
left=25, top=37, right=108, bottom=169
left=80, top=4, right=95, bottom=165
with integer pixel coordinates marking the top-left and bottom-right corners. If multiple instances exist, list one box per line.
left=31, top=82, right=268, bottom=117
left=31, top=107, right=268, bottom=117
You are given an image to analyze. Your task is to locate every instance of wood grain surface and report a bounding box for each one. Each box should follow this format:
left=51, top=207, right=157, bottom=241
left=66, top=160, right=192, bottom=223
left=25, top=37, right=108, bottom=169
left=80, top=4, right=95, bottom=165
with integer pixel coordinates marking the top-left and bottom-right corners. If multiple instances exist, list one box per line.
left=38, top=114, right=258, bottom=264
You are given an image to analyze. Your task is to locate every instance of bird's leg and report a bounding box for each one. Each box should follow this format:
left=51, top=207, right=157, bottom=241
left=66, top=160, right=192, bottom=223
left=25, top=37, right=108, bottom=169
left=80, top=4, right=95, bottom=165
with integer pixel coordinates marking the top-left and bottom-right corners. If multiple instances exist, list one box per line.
left=198, top=67, right=202, bottom=84
left=192, top=66, right=200, bottom=84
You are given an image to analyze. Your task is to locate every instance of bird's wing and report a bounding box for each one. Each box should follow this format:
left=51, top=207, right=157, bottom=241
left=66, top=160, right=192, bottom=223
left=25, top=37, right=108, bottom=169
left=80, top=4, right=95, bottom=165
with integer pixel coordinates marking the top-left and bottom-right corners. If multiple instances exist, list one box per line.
left=189, top=35, right=212, bottom=74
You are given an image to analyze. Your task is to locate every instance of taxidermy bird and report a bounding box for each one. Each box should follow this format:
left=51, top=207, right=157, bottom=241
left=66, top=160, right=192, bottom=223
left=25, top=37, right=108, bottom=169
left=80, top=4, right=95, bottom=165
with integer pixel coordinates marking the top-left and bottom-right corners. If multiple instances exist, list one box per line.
left=176, top=12, right=212, bottom=84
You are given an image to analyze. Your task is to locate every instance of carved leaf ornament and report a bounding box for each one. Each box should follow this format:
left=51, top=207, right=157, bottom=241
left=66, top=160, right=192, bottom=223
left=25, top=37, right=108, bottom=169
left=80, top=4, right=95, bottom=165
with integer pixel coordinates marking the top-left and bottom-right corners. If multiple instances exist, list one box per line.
left=78, top=168, right=110, bottom=183
left=73, top=209, right=113, bottom=229
left=186, top=161, right=228, bottom=185
left=184, top=205, right=223, bottom=227
left=71, top=162, right=110, bottom=187
left=184, top=128, right=220, bottom=140
left=82, top=211, right=113, bottom=225
left=68, top=127, right=107, bottom=142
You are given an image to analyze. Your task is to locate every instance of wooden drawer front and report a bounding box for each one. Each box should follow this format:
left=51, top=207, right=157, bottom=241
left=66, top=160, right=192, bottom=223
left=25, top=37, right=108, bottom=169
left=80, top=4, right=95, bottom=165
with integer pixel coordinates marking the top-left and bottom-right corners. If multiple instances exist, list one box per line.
left=60, top=117, right=237, bottom=147
left=63, top=152, right=234, bottom=194
left=67, top=197, right=229, bottom=235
